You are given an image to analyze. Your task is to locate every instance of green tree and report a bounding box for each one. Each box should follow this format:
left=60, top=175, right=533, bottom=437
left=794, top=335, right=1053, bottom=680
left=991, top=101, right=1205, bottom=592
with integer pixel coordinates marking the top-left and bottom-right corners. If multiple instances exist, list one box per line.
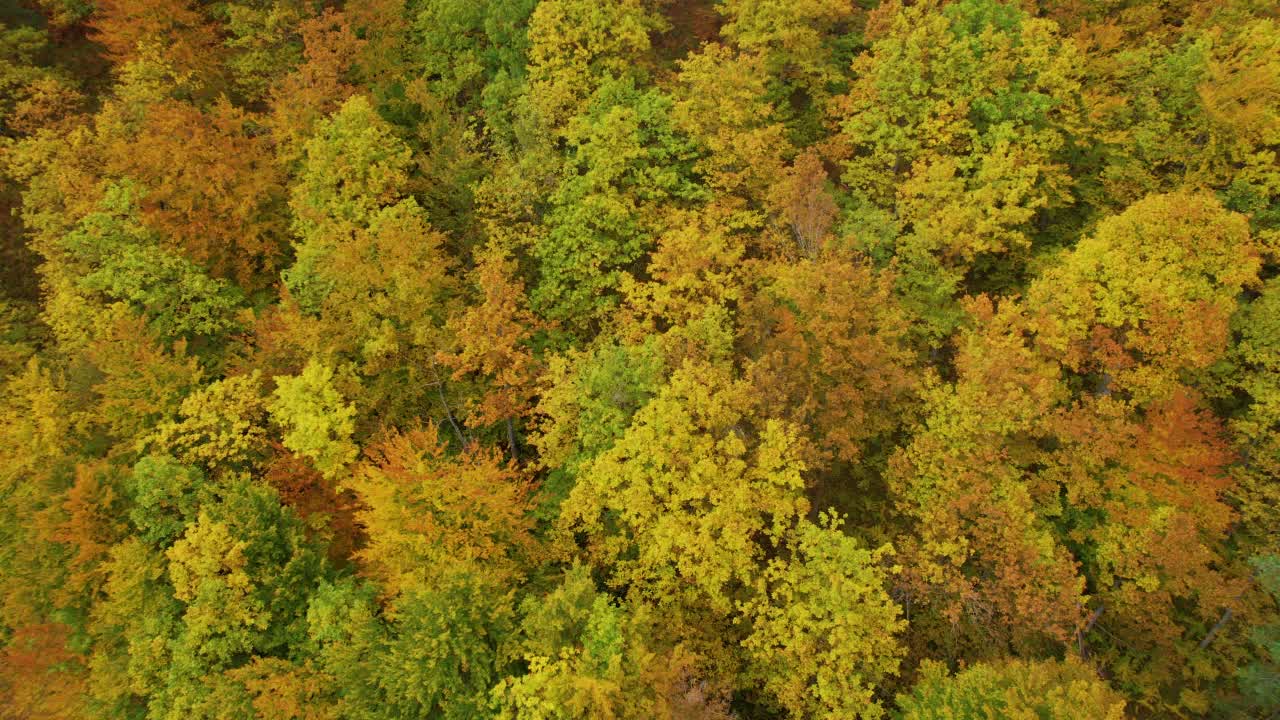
left=895, top=658, right=1127, bottom=720
left=531, top=78, right=705, bottom=332
left=494, top=565, right=733, bottom=719
left=60, top=183, right=245, bottom=345
left=832, top=0, right=1086, bottom=342
left=308, top=572, right=516, bottom=720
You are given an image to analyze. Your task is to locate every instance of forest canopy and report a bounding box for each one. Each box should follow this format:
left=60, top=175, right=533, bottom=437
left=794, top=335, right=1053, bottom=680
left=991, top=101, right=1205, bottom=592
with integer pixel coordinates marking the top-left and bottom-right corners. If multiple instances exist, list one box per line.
left=1, top=0, right=1278, bottom=718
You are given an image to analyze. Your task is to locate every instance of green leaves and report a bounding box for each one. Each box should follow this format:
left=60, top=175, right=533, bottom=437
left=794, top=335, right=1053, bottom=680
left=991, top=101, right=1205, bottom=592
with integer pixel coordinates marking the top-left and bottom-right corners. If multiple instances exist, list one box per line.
left=308, top=572, right=516, bottom=720
left=896, top=658, right=1127, bottom=720
left=285, top=96, right=415, bottom=313
left=532, top=79, right=705, bottom=331
left=833, top=0, right=1085, bottom=342
left=128, top=455, right=203, bottom=547
left=62, top=183, right=244, bottom=343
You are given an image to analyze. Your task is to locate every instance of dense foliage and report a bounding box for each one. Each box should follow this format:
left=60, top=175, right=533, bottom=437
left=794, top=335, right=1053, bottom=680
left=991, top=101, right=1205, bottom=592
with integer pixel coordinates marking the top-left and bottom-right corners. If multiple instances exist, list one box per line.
left=1, top=0, right=1278, bottom=718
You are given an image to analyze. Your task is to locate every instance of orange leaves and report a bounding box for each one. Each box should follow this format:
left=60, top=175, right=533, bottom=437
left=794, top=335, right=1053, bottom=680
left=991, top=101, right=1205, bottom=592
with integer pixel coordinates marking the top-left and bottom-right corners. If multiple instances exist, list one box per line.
left=0, top=622, right=87, bottom=719
left=90, top=0, right=225, bottom=84
left=894, top=279, right=1248, bottom=684
left=48, top=461, right=129, bottom=603
left=440, top=247, right=544, bottom=430
left=742, top=254, right=918, bottom=468
left=349, top=424, right=538, bottom=598
left=109, top=99, right=288, bottom=290
left=1045, top=391, right=1243, bottom=641
left=767, top=150, right=838, bottom=257
left=228, top=658, right=339, bottom=720
left=262, top=443, right=361, bottom=566
left=267, top=9, right=367, bottom=165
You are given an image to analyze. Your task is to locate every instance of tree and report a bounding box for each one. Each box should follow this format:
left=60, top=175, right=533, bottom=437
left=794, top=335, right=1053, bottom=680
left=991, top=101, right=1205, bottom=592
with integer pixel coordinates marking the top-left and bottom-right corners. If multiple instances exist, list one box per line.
left=741, top=254, right=918, bottom=472
left=671, top=43, right=791, bottom=219
left=4, top=3, right=1279, bottom=717
left=741, top=514, right=905, bottom=720
left=264, top=8, right=367, bottom=166
left=81, top=309, right=205, bottom=446
left=1076, top=13, right=1280, bottom=244
left=895, top=658, right=1127, bottom=720
left=530, top=337, right=666, bottom=520
left=558, top=360, right=809, bottom=616
left=0, top=22, right=82, bottom=138
left=888, top=296, right=1085, bottom=651
left=280, top=95, right=458, bottom=425
left=83, top=536, right=183, bottom=716
left=147, top=372, right=270, bottom=473
left=127, top=454, right=205, bottom=547
left=1039, top=391, right=1248, bottom=709
left=531, top=78, right=705, bottom=332
left=166, top=513, right=272, bottom=666
left=287, top=96, right=412, bottom=248
left=307, top=572, right=516, bottom=720
left=718, top=0, right=859, bottom=103
left=494, top=565, right=734, bottom=720
left=439, top=245, right=545, bottom=454
left=347, top=424, right=538, bottom=598
left=222, top=0, right=312, bottom=102
left=525, top=0, right=665, bottom=131
left=1027, top=191, right=1261, bottom=402
left=409, top=0, right=538, bottom=122
left=1234, top=555, right=1280, bottom=717
left=89, top=0, right=226, bottom=89
left=0, top=357, right=86, bottom=640
left=106, top=99, right=289, bottom=291
left=617, top=208, right=749, bottom=339
left=59, top=183, right=245, bottom=346
left=148, top=476, right=327, bottom=719
left=1212, top=277, right=1280, bottom=549
left=831, top=0, right=1086, bottom=341
left=268, top=361, right=358, bottom=479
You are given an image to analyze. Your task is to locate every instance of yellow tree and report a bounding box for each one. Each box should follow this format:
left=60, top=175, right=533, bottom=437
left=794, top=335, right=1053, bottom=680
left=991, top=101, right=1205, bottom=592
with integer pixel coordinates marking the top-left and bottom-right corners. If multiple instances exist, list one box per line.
left=557, top=360, right=907, bottom=715
left=718, top=0, right=859, bottom=102
left=1027, top=191, right=1261, bottom=403
left=671, top=43, right=791, bottom=228
left=525, top=0, right=665, bottom=131
left=897, top=658, right=1127, bottom=720
left=558, top=360, right=809, bottom=616
left=268, top=360, right=358, bottom=479
left=741, top=513, right=905, bottom=720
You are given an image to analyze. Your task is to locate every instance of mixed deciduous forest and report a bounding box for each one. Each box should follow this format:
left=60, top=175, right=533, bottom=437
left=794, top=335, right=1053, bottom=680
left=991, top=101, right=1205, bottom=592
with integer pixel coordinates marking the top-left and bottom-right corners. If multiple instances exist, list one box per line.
left=0, top=0, right=1278, bottom=718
